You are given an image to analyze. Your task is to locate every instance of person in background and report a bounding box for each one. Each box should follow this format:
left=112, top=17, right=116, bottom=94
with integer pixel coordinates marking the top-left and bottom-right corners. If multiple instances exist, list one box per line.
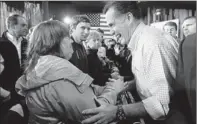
left=15, top=20, right=124, bottom=124
left=163, top=21, right=180, bottom=43
left=69, top=15, right=91, bottom=73
left=175, top=32, right=196, bottom=124
left=0, top=14, right=28, bottom=122
left=105, top=38, right=116, bottom=61
left=96, top=28, right=105, bottom=45
left=97, top=46, right=114, bottom=75
left=82, top=1, right=188, bottom=124
left=113, top=34, right=134, bottom=82
left=86, top=30, right=113, bottom=86
left=182, top=16, right=196, bottom=38
left=96, top=28, right=104, bottom=40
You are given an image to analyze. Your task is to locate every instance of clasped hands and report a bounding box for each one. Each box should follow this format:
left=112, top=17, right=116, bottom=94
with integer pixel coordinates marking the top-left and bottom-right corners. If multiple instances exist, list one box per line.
left=82, top=72, right=136, bottom=124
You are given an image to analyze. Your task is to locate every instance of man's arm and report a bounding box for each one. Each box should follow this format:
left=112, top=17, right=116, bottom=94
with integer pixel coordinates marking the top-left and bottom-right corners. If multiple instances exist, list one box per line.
left=91, top=78, right=125, bottom=105
left=123, top=102, right=148, bottom=118
left=137, top=37, right=178, bottom=120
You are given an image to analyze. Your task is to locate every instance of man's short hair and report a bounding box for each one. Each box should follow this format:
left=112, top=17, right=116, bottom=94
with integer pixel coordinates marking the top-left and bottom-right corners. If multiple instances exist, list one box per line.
left=103, top=1, right=141, bottom=19
left=183, top=16, right=196, bottom=23
left=70, top=15, right=91, bottom=28
left=163, top=21, right=178, bottom=31
left=96, top=28, right=104, bottom=34
left=6, top=14, right=24, bottom=29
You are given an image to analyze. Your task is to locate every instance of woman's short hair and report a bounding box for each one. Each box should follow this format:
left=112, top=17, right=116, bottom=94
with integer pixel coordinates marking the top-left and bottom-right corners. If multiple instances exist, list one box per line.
left=86, top=30, right=102, bottom=42
left=26, top=20, right=70, bottom=72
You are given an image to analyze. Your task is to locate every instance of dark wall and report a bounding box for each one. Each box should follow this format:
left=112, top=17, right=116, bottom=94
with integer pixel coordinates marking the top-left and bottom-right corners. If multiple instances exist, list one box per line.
left=48, top=2, right=80, bottom=21
left=5, top=1, right=24, bottom=12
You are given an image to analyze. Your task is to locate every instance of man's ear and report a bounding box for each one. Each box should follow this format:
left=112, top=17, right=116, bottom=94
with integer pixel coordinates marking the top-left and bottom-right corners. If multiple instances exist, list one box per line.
left=126, top=12, right=134, bottom=24
left=70, top=24, right=76, bottom=32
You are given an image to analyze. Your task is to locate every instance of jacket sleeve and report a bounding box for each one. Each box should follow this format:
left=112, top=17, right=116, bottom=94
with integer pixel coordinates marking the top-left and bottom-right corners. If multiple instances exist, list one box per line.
left=48, top=80, right=98, bottom=122
left=91, top=83, right=118, bottom=105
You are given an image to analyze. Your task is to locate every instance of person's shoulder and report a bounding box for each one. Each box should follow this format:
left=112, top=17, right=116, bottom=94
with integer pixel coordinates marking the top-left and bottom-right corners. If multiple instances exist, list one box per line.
left=182, top=34, right=196, bottom=47
left=0, top=36, right=12, bottom=48
left=185, top=33, right=196, bottom=41
left=142, top=29, right=178, bottom=52
left=0, top=36, right=8, bottom=43
left=141, top=25, right=164, bottom=43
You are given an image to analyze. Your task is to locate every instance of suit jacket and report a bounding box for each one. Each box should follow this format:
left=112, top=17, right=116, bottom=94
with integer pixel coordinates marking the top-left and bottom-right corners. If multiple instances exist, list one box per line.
left=175, top=34, right=196, bottom=124
left=0, top=31, right=27, bottom=101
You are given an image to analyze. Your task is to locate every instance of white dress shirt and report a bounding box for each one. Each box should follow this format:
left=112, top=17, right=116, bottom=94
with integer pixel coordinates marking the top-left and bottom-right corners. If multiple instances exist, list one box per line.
left=128, top=22, right=179, bottom=120
left=6, top=32, right=23, bottom=65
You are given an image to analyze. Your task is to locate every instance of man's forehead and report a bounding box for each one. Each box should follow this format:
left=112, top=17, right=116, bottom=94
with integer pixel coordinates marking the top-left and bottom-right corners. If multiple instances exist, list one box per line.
left=183, top=18, right=196, bottom=25
left=105, top=8, right=117, bottom=24
left=164, top=25, right=176, bottom=29
left=17, top=17, right=27, bottom=24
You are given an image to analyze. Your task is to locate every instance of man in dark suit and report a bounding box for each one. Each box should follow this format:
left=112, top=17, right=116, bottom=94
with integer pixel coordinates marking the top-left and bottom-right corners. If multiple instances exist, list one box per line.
left=0, top=14, right=28, bottom=122
left=175, top=33, right=196, bottom=124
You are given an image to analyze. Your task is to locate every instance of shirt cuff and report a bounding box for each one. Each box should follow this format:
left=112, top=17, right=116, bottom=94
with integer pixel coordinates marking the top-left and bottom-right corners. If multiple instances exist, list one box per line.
left=142, top=96, right=169, bottom=120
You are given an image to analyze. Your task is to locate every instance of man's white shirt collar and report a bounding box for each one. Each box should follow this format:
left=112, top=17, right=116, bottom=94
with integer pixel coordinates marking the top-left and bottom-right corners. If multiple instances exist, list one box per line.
left=6, top=32, right=23, bottom=45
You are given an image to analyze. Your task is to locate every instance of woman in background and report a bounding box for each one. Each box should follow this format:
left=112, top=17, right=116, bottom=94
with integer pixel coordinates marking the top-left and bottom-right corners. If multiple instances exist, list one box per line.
left=86, top=30, right=112, bottom=86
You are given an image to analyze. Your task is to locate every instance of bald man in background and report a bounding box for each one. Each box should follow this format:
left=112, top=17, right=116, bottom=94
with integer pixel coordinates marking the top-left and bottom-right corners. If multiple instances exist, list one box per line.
left=182, top=16, right=196, bottom=38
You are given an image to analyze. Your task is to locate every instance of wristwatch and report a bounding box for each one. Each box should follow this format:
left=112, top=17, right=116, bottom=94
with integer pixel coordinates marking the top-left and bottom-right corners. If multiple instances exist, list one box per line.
left=116, top=105, right=127, bottom=121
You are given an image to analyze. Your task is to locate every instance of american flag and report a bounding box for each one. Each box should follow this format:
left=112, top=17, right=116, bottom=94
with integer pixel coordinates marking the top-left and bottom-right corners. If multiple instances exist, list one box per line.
left=85, top=13, right=113, bottom=39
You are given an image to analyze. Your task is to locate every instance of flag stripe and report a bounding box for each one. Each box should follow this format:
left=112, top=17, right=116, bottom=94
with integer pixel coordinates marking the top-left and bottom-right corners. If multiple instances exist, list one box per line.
left=86, top=13, right=113, bottom=39
left=100, top=21, right=108, bottom=25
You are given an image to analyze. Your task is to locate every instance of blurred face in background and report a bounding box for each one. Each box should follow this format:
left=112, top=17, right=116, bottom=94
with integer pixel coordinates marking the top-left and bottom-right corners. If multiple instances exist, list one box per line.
left=108, top=40, right=116, bottom=49
left=182, top=18, right=196, bottom=37
left=86, top=31, right=102, bottom=50
left=115, top=34, right=126, bottom=45
left=97, top=46, right=106, bottom=58
left=87, top=38, right=102, bottom=50
left=163, top=25, right=177, bottom=38
left=14, top=17, right=28, bottom=37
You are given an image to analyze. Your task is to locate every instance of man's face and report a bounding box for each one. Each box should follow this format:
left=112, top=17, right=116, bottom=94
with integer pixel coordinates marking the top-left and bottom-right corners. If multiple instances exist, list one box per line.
left=14, top=17, right=28, bottom=37
left=106, top=8, right=131, bottom=44
left=163, top=25, right=177, bottom=38
left=182, top=18, right=196, bottom=37
left=72, top=22, right=91, bottom=43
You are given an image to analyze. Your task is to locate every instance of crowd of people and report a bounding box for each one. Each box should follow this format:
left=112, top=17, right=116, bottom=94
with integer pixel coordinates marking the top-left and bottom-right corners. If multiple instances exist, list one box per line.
left=0, top=1, right=196, bottom=124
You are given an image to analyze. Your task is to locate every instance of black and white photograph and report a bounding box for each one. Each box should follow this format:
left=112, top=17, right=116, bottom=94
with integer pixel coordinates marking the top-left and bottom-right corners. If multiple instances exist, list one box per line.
left=0, top=1, right=196, bottom=124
